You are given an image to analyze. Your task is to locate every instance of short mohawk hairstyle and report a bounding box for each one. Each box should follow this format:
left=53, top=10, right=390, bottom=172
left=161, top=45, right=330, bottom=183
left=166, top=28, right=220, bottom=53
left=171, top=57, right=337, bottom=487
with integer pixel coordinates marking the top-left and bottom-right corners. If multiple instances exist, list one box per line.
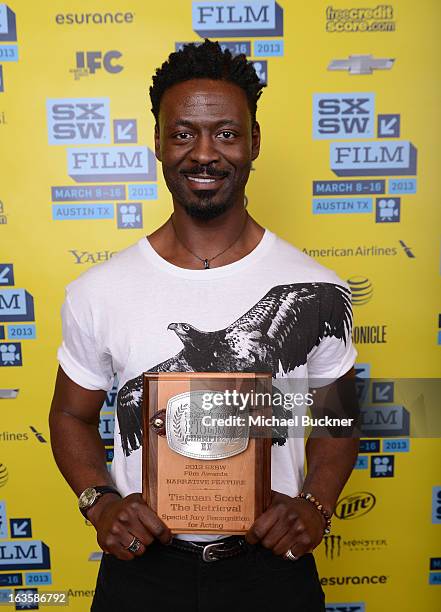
left=149, top=39, right=266, bottom=123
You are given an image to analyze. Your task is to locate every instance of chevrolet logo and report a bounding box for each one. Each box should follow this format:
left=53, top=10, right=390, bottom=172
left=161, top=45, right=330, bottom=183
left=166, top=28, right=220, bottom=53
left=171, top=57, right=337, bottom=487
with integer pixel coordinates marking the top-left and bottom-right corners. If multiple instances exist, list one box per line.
left=328, top=54, right=395, bottom=75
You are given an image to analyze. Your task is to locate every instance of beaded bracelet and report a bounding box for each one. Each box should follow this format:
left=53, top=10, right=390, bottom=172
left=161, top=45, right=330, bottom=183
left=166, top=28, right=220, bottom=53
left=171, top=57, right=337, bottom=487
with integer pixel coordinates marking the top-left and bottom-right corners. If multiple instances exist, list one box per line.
left=296, top=492, right=332, bottom=535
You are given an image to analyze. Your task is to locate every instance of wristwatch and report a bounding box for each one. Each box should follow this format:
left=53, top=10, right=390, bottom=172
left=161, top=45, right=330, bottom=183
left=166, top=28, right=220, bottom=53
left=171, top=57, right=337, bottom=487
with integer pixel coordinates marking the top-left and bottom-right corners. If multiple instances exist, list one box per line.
left=78, top=486, right=121, bottom=518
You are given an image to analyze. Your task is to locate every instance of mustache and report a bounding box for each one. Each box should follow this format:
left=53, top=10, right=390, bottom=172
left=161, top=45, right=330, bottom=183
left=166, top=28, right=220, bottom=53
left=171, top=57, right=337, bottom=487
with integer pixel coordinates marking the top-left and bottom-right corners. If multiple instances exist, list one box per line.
left=180, top=165, right=229, bottom=178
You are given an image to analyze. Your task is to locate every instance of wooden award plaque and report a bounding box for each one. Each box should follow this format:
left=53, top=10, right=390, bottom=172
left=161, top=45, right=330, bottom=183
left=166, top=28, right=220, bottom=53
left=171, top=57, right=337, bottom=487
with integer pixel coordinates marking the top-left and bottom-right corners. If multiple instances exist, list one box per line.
left=142, top=372, right=272, bottom=535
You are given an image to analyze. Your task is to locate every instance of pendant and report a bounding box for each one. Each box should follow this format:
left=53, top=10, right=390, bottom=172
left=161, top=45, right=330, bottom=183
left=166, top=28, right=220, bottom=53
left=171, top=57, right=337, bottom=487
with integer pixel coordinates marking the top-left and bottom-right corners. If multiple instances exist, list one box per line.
left=203, top=259, right=210, bottom=269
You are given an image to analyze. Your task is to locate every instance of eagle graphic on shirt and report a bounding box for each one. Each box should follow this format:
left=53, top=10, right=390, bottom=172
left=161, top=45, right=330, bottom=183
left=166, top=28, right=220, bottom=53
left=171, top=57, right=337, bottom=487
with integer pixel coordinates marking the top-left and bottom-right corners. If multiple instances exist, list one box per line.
left=116, top=282, right=352, bottom=456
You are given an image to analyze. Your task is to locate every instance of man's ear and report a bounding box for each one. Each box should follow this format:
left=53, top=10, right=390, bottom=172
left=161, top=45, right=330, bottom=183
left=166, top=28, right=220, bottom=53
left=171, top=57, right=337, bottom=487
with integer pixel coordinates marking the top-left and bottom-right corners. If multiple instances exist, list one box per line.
left=154, top=124, right=162, bottom=161
left=251, top=121, right=261, bottom=161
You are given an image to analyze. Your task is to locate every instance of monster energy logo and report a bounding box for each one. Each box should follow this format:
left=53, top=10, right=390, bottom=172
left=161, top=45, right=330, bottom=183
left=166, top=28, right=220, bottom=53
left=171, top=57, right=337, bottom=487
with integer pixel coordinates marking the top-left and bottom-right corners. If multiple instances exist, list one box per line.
left=324, top=534, right=342, bottom=559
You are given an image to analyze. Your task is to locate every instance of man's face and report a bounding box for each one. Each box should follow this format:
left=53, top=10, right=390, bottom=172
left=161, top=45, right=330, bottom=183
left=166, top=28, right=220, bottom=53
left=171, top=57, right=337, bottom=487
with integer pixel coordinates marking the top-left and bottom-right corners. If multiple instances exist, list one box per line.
left=155, top=79, right=260, bottom=220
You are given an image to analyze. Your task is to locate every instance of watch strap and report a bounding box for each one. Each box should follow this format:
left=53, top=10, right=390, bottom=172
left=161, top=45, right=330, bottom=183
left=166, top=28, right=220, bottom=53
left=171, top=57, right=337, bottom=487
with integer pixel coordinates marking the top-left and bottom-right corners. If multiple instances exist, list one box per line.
left=79, top=486, right=121, bottom=518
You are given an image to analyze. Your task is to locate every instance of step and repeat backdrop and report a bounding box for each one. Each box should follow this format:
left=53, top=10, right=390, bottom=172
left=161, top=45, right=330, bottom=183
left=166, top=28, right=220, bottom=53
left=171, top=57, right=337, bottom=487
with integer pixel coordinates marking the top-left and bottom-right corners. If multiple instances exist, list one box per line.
left=1, top=0, right=440, bottom=610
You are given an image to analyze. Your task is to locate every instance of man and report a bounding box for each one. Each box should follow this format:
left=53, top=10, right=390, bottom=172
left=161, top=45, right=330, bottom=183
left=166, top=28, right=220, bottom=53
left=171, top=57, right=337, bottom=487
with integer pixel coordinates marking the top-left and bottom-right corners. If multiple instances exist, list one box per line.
left=49, top=40, right=359, bottom=611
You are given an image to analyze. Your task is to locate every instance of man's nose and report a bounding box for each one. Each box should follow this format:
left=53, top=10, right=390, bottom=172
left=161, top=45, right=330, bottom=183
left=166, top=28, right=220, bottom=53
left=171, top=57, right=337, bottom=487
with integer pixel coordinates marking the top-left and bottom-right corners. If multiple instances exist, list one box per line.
left=190, top=134, right=220, bottom=166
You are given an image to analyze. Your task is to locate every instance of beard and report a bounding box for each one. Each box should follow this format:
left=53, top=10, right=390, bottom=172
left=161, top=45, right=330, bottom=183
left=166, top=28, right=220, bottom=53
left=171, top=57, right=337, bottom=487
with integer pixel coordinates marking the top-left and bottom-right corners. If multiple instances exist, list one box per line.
left=180, top=190, right=234, bottom=220
left=163, top=162, right=249, bottom=221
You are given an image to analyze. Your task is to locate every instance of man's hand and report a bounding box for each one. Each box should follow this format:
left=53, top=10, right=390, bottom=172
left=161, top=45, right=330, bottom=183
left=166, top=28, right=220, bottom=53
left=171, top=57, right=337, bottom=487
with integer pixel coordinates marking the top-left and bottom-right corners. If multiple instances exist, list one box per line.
left=245, top=491, right=325, bottom=558
left=87, top=493, right=172, bottom=560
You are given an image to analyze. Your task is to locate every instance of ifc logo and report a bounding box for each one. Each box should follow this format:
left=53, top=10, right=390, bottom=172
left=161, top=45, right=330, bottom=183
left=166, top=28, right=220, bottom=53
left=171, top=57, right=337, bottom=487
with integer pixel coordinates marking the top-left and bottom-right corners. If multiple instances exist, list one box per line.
left=0, top=463, right=8, bottom=487
left=347, top=276, right=373, bottom=306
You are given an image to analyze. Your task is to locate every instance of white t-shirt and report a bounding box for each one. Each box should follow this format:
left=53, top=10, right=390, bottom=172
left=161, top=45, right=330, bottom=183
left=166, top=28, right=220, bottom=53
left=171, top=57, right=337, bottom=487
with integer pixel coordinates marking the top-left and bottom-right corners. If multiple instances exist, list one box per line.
left=57, top=229, right=357, bottom=541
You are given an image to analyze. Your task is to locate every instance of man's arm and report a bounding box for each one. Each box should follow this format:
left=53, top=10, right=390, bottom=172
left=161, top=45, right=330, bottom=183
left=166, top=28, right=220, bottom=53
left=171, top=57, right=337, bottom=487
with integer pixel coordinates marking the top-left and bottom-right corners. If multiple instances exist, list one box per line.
left=49, top=367, right=172, bottom=560
left=246, top=367, right=359, bottom=557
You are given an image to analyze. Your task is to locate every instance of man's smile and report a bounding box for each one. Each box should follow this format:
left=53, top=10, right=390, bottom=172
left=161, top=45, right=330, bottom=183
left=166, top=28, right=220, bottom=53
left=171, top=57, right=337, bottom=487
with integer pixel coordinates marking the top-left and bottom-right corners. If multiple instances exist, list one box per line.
left=186, top=176, right=217, bottom=183
left=182, top=171, right=229, bottom=190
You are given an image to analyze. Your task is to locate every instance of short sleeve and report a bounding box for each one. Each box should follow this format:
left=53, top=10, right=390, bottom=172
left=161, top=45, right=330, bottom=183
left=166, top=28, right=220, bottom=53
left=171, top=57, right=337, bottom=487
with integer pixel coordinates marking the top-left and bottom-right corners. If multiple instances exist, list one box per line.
left=307, top=283, right=357, bottom=387
left=57, top=293, right=114, bottom=391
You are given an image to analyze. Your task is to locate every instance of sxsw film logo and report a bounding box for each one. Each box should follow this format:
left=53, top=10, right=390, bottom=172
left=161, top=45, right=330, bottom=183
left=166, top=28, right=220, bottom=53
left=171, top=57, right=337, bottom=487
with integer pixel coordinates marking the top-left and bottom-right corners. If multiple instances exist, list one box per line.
left=429, top=566, right=441, bottom=585
left=0, top=4, right=18, bottom=93
left=376, top=197, right=400, bottom=222
left=361, top=405, right=410, bottom=437
left=113, top=119, right=137, bottom=144
left=432, top=487, right=441, bottom=523
left=47, top=98, right=111, bottom=145
left=0, top=541, right=50, bottom=570
left=0, top=343, right=21, bottom=366
left=331, top=140, right=417, bottom=176
left=0, top=5, right=17, bottom=42
left=117, top=203, right=142, bottom=229
left=372, top=382, right=394, bottom=403
left=71, top=50, right=123, bottom=80
left=0, top=264, right=36, bottom=367
left=10, top=518, right=32, bottom=538
left=67, top=146, right=156, bottom=183
left=371, top=455, right=394, bottom=478
left=0, top=263, right=14, bottom=285
left=313, top=92, right=418, bottom=176
left=0, top=287, right=35, bottom=322
left=313, top=94, right=375, bottom=139
left=193, top=1, right=283, bottom=37
left=251, top=60, right=267, bottom=84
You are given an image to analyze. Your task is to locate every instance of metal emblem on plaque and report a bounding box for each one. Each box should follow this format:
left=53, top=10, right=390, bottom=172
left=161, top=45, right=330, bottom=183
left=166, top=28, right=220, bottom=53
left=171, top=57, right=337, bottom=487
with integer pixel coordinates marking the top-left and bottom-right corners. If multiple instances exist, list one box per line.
left=165, top=390, right=249, bottom=460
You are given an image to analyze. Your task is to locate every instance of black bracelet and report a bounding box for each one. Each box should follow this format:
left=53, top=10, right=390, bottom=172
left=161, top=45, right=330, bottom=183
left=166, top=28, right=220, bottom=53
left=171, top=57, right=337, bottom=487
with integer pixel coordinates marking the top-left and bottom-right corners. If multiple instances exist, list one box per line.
left=296, top=491, right=332, bottom=535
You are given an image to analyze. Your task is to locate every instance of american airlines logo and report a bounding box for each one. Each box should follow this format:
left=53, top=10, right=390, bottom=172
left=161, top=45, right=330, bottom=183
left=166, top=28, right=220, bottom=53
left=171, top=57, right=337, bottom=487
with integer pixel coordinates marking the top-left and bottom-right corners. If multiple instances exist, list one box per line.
left=328, top=54, right=394, bottom=75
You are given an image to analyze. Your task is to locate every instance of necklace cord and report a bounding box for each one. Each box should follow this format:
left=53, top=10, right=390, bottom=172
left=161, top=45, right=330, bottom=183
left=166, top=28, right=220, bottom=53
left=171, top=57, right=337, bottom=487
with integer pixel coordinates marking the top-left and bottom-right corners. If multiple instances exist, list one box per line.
left=170, top=210, right=249, bottom=269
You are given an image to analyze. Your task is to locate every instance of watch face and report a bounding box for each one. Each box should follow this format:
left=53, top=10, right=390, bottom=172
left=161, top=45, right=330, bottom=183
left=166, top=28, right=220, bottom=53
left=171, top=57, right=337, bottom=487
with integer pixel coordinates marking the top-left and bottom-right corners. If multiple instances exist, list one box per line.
left=79, top=488, right=98, bottom=510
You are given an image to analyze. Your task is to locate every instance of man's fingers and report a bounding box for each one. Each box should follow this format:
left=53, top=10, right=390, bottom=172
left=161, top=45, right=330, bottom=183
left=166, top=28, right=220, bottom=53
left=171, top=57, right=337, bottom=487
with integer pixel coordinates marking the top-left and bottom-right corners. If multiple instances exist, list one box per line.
left=260, top=522, right=290, bottom=550
left=98, top=534, right=134, bottom=561
left=273, top=531, right=312, bottom=558
left=137, top=504, right=172, bottom=544
left=245, top=508, right=280, bottom=545
left=120, top=533, right=146, bottom=557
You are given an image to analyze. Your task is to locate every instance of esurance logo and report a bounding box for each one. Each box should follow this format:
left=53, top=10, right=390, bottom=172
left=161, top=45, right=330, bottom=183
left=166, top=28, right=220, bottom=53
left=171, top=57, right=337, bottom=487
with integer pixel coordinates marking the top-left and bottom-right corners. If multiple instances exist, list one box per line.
left=47, top=98, right=111, bottom=145
left=192, top=1, right=283, bottom=37
left=335, top=492, right=376, bottom=520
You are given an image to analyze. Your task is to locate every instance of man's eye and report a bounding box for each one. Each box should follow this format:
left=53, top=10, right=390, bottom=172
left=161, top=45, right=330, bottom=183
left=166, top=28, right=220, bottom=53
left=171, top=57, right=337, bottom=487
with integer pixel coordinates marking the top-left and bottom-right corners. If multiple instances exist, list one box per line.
left=218, top=131, right=236, bottom=139
left=175, top=133, right=192, bottom=140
